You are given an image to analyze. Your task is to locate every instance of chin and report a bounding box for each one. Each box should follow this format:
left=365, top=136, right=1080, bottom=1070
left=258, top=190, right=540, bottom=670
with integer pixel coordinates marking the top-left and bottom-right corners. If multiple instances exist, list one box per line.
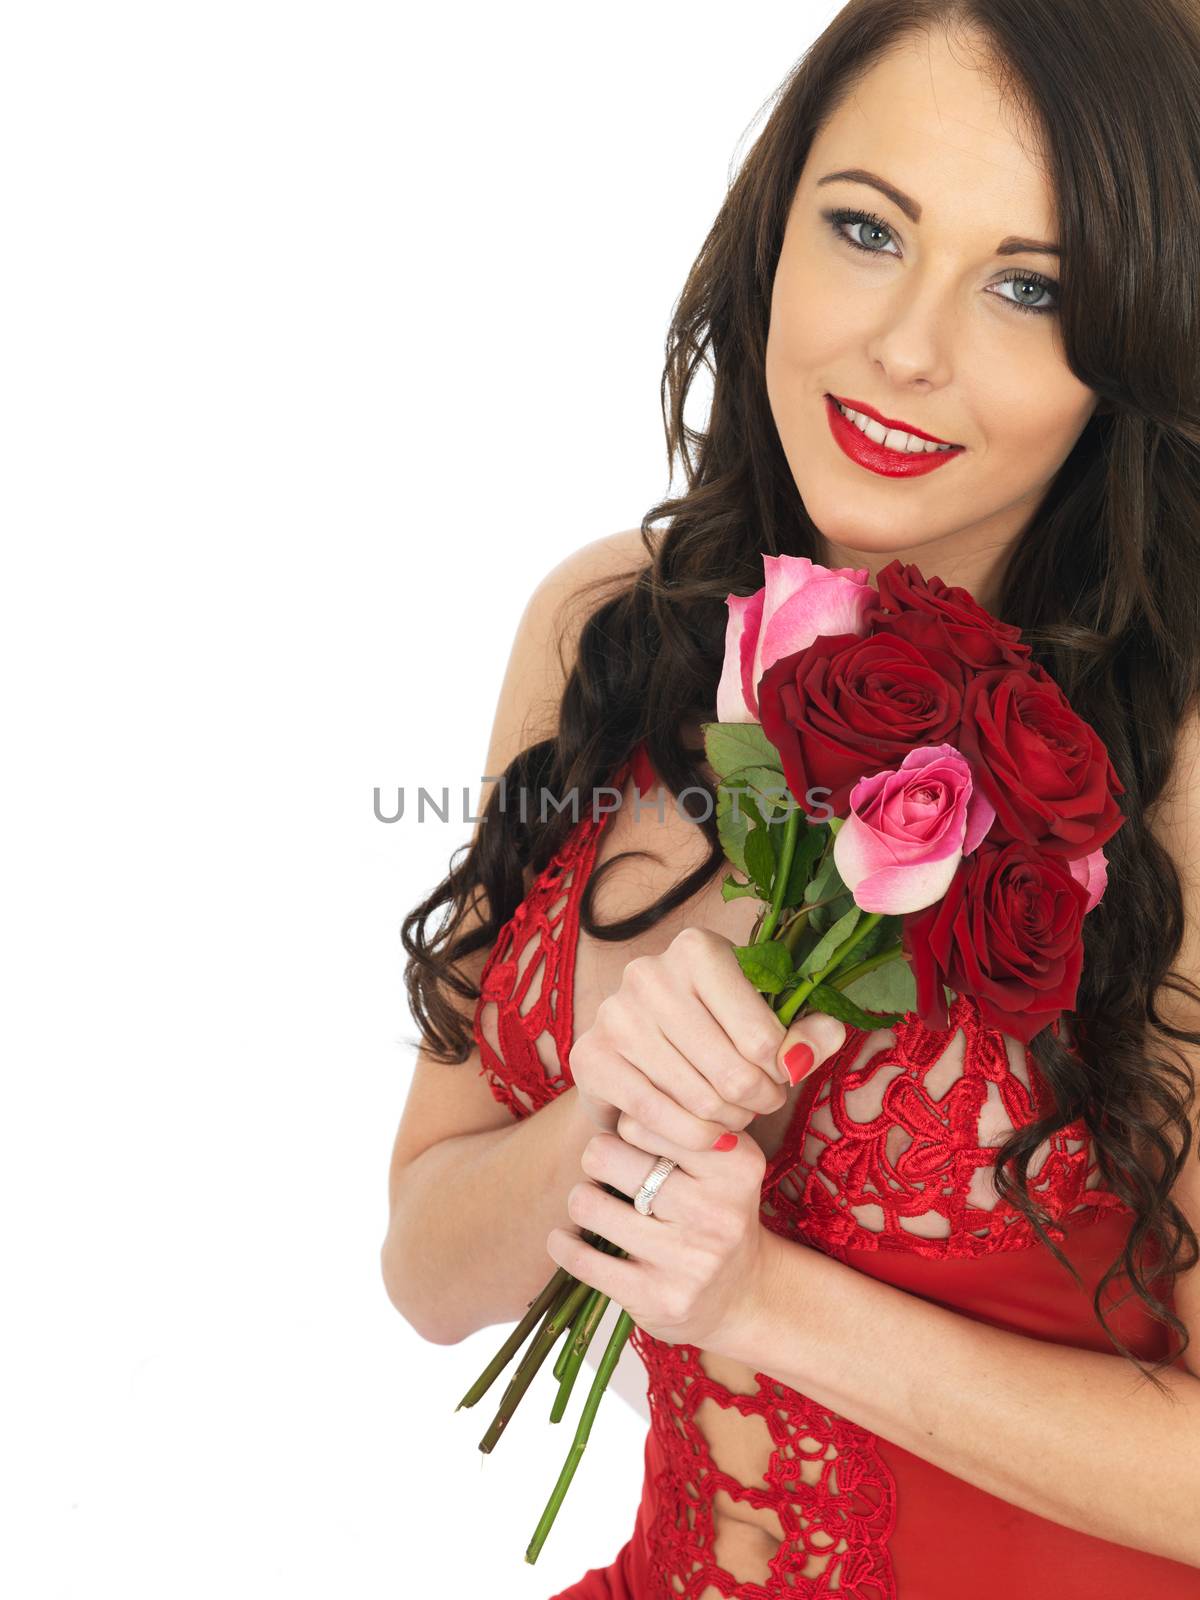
left=808, top=511, right=932, bottom=557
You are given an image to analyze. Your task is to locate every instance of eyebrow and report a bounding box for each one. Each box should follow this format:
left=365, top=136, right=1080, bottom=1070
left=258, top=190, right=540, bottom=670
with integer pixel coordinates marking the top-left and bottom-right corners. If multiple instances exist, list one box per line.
left=816, top=168, right=1062, bottom=259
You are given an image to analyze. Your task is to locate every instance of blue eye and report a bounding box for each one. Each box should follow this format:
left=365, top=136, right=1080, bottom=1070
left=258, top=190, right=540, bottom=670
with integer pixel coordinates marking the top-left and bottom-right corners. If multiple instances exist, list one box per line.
left=827, top=206, right=898, bottom=256
left=822, top=206, right=1060, bottom=318
left=992, top=270, right=1059, bottom=315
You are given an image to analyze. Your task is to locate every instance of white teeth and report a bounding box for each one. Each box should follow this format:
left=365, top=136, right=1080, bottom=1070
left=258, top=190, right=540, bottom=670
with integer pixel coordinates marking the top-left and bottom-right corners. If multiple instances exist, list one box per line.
left=835, top=399, right=955, bottom=453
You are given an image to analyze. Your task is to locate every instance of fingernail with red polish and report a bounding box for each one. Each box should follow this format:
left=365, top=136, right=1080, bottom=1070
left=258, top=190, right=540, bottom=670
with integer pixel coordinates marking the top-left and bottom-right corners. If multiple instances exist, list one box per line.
left=711, top=1131, right=739, bottom=1152
left=783, top=1042, right=815, bottom=1085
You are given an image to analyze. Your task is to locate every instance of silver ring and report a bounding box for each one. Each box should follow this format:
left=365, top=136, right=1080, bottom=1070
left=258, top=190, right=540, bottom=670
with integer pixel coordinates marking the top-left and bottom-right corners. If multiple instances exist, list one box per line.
left=633, top=1155, right=678, bottom=1217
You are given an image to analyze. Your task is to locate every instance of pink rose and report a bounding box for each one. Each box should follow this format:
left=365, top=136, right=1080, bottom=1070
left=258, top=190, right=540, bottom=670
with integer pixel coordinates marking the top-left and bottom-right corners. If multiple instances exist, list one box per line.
left=716, top=554, right=876, bottom=723
left=1067, top=846, right=1109, bottom=912
left=832, top=745, right=996, bottom=915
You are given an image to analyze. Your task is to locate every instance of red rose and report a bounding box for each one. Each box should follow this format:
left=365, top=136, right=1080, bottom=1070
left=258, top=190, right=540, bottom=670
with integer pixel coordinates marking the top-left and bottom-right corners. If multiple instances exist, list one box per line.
left=864, top=559, right=1032, bottom=670
left=758, top=624, right=966, bottom=817
left=956, top=663, right=1126, bottom=858
left=902, top=839, right=1090, bottom=1043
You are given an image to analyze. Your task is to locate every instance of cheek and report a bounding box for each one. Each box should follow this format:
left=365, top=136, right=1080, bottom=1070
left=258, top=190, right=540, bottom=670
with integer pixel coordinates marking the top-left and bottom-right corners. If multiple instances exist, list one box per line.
left=973, top=371, right=1096, bottom=481
left=767, top=262, right=857, bottom=384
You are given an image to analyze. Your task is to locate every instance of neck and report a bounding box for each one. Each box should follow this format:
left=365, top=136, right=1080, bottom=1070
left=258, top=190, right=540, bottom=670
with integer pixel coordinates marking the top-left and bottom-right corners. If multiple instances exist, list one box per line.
left=816, top=532, right=1015, bottom=616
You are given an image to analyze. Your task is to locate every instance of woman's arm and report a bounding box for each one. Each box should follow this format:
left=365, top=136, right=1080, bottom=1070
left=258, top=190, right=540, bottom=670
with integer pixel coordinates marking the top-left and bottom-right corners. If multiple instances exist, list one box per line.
left=382, top=525, right=659, bottom=1343
left=712, top=1226, right=1200, bottom=1569
left=383, top=1081, right=602, bottom=1344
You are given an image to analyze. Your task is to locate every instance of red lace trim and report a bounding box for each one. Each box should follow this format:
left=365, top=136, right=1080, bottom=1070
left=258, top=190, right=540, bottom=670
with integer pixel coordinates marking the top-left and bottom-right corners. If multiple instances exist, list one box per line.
left=473, top=755, right=635, bottom=1119
left=629, top=1331, right=898, bottom=1598
left=761, top=994, right=1131, bottom=1266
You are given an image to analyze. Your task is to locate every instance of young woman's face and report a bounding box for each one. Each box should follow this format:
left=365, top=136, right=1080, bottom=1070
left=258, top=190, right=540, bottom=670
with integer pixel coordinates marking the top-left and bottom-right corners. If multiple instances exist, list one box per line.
left=766, top=27, right=1100, bottom=599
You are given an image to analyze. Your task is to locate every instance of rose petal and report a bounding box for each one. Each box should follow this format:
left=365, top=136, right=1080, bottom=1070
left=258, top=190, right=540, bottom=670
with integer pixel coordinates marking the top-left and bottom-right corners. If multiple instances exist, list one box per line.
left=716, top=590, right=764, bottom=722
left=751, top=555, right=874, bottom=713
left=1067, top=846, right=1109, bottom=912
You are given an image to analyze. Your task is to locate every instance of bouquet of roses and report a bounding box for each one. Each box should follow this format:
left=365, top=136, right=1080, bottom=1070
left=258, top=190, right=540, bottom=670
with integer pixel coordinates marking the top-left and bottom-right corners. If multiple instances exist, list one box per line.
left=455, top=554, right=1125, bottom=1564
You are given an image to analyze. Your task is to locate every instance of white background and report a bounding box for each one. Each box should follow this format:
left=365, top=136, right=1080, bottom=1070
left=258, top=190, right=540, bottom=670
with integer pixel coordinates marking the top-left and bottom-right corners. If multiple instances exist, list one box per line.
left=2, top=4, right=837, bottom=1595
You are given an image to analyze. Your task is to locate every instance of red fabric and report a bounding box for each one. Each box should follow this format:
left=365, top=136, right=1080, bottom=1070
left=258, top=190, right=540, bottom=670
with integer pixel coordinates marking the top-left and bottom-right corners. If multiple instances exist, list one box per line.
left=474, top=742, right=1199, bottom=1598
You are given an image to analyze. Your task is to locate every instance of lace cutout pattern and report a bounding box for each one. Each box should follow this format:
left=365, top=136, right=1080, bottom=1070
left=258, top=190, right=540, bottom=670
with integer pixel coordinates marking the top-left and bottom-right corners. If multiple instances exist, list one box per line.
left=473, top=758, right=633, bottom=1119
left=761, top=996, right=1131, bottom=1266
left=629, top=1331, right=897, bottom=1599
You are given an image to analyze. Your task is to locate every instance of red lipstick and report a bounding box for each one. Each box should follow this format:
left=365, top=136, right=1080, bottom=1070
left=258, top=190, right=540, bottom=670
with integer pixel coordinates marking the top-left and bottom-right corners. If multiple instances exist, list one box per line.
left=824, top=393, right=965, bottom=478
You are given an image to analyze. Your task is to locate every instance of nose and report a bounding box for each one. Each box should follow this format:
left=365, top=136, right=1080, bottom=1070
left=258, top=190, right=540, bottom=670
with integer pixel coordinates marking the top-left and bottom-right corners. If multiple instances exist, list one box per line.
left=864, top=275, right=956, bottom=390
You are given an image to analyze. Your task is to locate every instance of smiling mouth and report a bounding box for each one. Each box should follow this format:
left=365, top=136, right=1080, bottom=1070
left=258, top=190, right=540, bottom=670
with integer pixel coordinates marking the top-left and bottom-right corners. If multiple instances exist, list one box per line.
left=823, top=394, right=964, bottom=479
left=828, top=394, right=963, bottom=453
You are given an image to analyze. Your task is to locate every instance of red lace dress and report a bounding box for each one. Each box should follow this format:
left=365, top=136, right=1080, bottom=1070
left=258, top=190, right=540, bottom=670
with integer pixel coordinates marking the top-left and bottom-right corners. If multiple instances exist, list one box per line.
left=472, top=743, right=1198, bottom=1598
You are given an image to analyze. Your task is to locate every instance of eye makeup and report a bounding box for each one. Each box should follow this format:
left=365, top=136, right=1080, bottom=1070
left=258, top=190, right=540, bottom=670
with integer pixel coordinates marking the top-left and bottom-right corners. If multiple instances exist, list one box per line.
left=820, top=205, right=1061, bottom=317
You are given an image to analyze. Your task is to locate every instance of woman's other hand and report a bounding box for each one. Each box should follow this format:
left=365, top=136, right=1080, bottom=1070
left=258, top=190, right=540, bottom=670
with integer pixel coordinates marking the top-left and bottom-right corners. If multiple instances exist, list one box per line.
left=567, top=926, right=848, bottom=1152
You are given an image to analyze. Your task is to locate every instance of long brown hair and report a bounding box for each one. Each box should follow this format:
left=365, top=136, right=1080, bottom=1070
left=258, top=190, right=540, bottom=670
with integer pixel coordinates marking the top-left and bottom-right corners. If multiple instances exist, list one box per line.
left=402, top=0, right=1200, bottom=1390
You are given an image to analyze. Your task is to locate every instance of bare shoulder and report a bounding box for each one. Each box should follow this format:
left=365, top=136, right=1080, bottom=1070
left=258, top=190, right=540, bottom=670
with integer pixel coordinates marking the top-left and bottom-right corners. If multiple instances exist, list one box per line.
left=482, top=525, right=661, bottom=791
left=1146, top=702, right=1200, bottom=988
left=1148, top=703, right=1200, bottom=874
left=1145, top=702, right=1200, bottom=1379
left=541, top=522, right=660, bottom=594
left=523, top=525, right=660, bottom=699
left=1139, top=703, right=1200, bottom=1069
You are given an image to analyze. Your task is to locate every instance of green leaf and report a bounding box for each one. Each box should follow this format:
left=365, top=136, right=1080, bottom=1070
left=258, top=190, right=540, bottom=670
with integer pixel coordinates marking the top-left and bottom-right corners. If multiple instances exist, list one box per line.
left=827, top=815, right=845, bottom=837
left=803, top=843, right=853, bottom=935
left=720, top=874, right=760, bottom=901
left=786, top=923, right=825, bottom=974
left=780, top=824, right=827, bottom=909
left=797, top=904, right=861, bottom=977
left=716, top=764, right=795, bottom=881
left=724, top=766, right=792, bottom=821
left=838, top=958, right=918, bottom=1017
left=703, top=723, right=781, bottom=782
left=720, top=769, right=838, bottom=937
left=744, top=824, right=777, bottom=899
left=738, top=795, right=766, bottom=840
left=733, top=939, right=795, bottom=996
left=716, top=787, right=752, bottom=874
left=810, top=894, right=856, bottom=937
left=804, top=847, right=846, bottom=908
left=835, top=913, right=902, bottom=970
left=804, top=981, right=903, bottom=1031
left=768, top=809, right=787, bottom=870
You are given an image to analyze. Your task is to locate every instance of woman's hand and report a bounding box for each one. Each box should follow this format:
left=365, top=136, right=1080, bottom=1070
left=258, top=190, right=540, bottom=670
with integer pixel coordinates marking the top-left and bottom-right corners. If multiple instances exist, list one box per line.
left=549, top=925, right=848, bottom=1351
left=568, top=926, right=837, bottom=1147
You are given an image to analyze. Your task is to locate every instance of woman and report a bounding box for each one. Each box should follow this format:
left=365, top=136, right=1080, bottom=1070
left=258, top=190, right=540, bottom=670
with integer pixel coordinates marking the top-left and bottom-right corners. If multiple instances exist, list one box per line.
left=383, top=1, right=1200, bottom=1592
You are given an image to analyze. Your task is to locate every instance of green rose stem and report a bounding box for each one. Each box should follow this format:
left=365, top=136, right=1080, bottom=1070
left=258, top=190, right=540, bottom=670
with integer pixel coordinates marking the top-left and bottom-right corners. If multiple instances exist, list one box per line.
left=781, top=904, right=812, bottom=955
left=553, top=1237, right=626, bottom=1382
left=455, top=1266, right=575, bottom=1412
left=477, top=1276, right=597, bottom=1453
left=829, top=944, right=906, bottom=992
left=473, top=1230, right=631, bottom=1451
left=755, top=803, right=802, bottom=945
left=552, top=1290, right=591, bottom=1381
left=459, top=1220, right=628, bottom=1415
left=553, top=1289, right=593, bottom=1382
left=776, top=910, right=885, bottom=1025
left=779, top=888, right=852, bottom=956
left=526, top=1308, right=638, bottom=1565
left=550, top=1286, right=611, bottom=1420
